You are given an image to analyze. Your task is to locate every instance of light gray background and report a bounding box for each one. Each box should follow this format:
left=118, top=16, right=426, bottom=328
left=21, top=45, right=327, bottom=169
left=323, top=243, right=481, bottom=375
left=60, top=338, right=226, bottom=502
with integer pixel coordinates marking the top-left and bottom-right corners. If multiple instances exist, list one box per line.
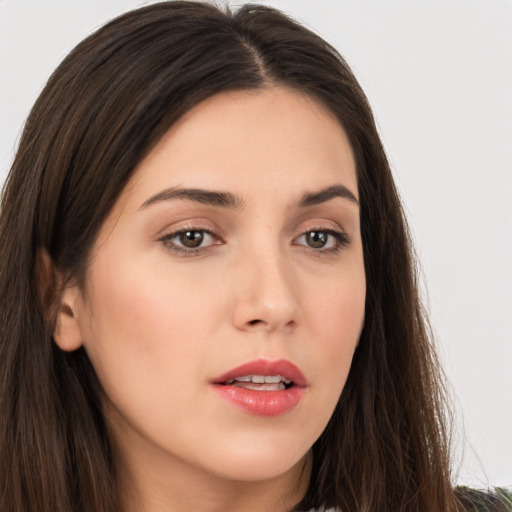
left=1, top=0, right=511, bottom=488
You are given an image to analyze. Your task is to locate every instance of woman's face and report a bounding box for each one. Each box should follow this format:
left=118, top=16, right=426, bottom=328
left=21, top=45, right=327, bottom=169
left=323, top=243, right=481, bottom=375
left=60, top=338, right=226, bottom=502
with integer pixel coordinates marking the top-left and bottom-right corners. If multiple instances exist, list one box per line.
left=57, top=87, right=366, bottom=485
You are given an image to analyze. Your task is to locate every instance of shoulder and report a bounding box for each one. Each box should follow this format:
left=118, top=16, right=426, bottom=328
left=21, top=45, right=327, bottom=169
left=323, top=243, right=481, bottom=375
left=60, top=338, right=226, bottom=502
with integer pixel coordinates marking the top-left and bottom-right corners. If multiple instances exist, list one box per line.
left=455, top=486, right=512, bottom=512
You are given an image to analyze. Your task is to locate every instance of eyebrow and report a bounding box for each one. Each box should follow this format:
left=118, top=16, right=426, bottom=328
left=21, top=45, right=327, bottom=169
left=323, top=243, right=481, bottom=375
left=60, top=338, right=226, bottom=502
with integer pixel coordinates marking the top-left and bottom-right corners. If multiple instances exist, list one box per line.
left=140, top=183, right=358, bottom=210
left=297, top=184, right=359, bottom=207
left=140, top=187, right=244, bottom=210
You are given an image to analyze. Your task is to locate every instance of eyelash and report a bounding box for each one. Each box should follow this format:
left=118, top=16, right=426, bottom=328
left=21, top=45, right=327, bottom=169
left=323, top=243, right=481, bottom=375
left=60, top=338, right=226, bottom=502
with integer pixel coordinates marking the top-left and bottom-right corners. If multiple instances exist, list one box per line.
left=159, top=226, right=350, bottom=257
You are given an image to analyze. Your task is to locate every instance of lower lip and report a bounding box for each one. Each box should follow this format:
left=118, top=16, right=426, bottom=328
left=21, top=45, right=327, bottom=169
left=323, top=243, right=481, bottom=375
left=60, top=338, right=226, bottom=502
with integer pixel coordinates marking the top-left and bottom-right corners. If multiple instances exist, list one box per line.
left=211, top=384, right=305, bottom=417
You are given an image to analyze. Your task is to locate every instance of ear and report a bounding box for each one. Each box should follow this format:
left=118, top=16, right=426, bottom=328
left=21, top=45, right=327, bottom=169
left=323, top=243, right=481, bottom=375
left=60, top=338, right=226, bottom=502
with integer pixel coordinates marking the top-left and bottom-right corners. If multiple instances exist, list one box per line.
left=53, top=284, right=84, bottom=352
left=36, top=249, right=84, bottom=352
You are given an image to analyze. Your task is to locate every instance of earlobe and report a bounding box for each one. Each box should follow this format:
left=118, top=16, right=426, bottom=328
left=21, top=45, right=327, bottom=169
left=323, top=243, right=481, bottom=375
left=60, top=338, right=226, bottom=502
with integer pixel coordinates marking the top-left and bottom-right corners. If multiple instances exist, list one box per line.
left=53, top=285, right=84, bottom=352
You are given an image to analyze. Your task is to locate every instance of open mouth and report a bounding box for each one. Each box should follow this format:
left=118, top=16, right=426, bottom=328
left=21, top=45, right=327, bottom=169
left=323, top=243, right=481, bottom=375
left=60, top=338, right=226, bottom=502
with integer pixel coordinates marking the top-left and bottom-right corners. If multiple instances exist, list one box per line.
left=222, top=374, right=294, bottom=391
left=211, top=360, right=306, bottom=416
left=212, top=359, right=307, bottom=390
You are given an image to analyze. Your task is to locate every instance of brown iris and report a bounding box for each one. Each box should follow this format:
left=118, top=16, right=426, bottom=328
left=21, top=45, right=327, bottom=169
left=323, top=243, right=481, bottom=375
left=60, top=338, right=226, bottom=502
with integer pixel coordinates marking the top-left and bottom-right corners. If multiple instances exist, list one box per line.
left=179, top=230, right=204, bottom=248
left=306, top=231, right=328, bottom=248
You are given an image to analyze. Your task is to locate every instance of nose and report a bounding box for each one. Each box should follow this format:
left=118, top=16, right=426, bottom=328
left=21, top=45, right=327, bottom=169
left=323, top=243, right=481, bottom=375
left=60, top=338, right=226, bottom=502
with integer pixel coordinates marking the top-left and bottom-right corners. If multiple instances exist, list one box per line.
left=231, top=248, right=300, bottom=334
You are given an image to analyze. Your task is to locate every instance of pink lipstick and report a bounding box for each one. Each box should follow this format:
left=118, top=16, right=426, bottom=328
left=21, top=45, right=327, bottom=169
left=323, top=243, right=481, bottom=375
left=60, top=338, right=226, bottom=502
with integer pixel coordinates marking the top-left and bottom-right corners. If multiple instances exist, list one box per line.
left=210, top=359, right=308, bottom=417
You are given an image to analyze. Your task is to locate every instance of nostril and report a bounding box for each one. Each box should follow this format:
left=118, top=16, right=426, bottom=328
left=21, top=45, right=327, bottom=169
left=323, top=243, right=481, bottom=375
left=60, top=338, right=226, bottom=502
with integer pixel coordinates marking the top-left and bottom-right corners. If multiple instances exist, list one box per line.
left=248, top=319, right=265, bottom=326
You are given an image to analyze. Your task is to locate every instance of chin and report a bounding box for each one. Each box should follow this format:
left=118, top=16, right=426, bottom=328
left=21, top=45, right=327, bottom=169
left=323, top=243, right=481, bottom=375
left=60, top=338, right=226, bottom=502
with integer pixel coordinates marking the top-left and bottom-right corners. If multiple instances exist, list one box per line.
left=208, top=453, right=308, bottom=483
left=191, top=432, right=311, bottom=482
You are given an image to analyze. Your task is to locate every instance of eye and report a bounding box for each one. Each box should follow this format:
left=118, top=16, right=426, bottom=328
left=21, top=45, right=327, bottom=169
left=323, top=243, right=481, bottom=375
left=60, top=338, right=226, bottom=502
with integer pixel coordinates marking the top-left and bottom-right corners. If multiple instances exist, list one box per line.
left=294, top=229, right=349, bottom=252
left=160, top=228, right=218, bottom=253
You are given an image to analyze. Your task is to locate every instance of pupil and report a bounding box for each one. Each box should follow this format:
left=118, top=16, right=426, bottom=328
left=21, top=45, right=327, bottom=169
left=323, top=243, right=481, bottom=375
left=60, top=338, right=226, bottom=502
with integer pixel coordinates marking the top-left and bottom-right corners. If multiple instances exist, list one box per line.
left=180, top=231, right=203, bottom=248
left=307, top=231, right=327, bottom=248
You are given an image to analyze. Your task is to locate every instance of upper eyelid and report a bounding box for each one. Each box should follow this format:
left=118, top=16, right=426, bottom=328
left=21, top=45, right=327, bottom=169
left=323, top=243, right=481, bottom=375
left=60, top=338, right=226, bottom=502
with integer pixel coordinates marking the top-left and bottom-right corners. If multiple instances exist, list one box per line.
left=156, top=220, right=221, bottom=240
left=157, top=218, right=348, bottom=237
left=295, top=228, right=350, bottom=243
left=293, top=220, right=346, bottom=236
left=159, top=224, right=345, bottom=237
left=159, top=227, right=220, bottom=244
left=161, top=226, right=215, bottom=237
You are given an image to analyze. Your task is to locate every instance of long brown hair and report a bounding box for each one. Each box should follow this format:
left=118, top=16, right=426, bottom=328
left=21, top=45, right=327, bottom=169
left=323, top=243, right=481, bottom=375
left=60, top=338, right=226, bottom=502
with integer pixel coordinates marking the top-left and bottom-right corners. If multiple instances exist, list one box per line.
left=0, top=2, right=499, bottom=511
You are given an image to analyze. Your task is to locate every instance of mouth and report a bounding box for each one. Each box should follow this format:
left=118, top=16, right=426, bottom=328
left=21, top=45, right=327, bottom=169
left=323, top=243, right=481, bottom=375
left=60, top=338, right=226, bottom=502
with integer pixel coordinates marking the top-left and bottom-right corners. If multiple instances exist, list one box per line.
left=222, top=374, right=294, bottom=391
left=212, top=358, right=307, bottom=389
left=210, top=359, right=307, bottom=416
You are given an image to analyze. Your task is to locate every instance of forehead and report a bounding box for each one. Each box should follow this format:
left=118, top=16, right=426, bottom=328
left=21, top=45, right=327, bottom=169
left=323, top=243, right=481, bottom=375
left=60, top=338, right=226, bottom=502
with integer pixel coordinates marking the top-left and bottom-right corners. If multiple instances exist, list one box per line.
left=124, top=86, right=358, bottom=209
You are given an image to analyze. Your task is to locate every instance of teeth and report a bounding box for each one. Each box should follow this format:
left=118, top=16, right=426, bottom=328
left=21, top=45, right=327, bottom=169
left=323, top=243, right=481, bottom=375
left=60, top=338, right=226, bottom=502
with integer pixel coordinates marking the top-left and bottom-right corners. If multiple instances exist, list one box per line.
left=225, top=375, right=292, bottom=386
left=232, top=382, right=286, bottom=391
left=233, top=375, right=252, bottom=382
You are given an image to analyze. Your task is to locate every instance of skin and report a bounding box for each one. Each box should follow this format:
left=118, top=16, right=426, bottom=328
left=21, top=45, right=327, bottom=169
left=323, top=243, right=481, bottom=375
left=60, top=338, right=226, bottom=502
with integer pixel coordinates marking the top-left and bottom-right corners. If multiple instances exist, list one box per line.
left=54, top=86, right=366, bottom=512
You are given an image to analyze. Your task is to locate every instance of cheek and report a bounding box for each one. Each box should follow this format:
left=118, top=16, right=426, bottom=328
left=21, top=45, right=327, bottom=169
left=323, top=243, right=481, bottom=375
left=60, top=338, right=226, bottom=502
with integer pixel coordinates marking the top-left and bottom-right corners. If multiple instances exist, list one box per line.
left=304, top=265, right=366, bottom=409
left=79, top=252, right=218, bottom=399
left=84, top=254, right=212, bottom=346
left=312, top=264, right=365, bottom=346
left=78, top=255, right=224, bottom=444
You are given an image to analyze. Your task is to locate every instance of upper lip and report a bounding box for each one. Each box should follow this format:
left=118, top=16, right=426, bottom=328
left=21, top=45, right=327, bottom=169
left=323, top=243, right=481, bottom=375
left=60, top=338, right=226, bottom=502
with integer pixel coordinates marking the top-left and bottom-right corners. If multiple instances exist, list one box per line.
left=211, top=358, right=308, bottom=387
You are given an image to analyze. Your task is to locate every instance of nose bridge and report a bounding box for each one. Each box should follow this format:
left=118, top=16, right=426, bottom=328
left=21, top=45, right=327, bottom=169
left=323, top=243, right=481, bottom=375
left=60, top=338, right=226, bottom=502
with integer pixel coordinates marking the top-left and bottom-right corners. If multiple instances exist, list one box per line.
left=232, top=234, right=299, bottom=332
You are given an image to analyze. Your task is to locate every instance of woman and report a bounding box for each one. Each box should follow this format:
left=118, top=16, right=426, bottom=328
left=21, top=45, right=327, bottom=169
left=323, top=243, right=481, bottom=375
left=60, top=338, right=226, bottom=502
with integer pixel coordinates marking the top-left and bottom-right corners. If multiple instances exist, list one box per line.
left=0, top=2, right=509, bottom=511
